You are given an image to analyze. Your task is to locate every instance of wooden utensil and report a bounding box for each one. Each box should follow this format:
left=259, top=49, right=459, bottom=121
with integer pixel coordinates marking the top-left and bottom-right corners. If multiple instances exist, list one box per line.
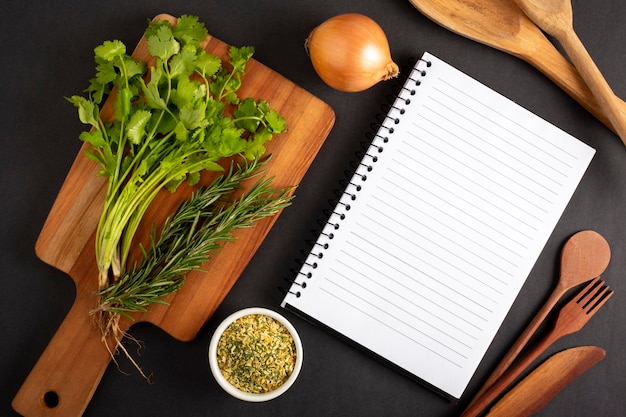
left=12, top=14, right=335, bottom=417
left=484, top=346, right=606, bottom=417
left=514, top=0, right=626, bottom=145
left=466, top=230, right=610, bottom=409
left=408, top=0, right=626, bottom=137
left=462, top=277, right=613, bottom=417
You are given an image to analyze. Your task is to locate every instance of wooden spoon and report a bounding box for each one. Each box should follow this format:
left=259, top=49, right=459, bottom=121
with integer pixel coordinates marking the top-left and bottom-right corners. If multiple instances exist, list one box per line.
left=514, top=0, right=626, bottom=145
left=408, top=0, right=626, bottom=137
left=466, top=230, right=610, bottom=408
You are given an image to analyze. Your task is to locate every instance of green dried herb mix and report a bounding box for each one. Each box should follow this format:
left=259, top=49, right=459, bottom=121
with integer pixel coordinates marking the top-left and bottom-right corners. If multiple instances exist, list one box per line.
left=217, top=314, right=297, bottom=393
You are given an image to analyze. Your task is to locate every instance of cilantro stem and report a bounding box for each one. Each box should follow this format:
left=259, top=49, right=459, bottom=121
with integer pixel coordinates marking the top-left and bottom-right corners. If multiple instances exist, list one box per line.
left=233, top=115, right=267, bottom=127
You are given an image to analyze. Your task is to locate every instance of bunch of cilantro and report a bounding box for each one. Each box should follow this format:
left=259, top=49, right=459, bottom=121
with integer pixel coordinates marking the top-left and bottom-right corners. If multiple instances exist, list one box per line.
left=68, top=15, right=289, bottom=331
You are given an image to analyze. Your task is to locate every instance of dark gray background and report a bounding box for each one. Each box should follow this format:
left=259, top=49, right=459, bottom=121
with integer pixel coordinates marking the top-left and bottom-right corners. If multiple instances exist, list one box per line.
left=2, top=0, right=625, bottom=416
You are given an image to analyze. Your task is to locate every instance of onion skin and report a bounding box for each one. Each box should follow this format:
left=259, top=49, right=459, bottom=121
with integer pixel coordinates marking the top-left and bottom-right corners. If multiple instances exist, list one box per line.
left=305, top=13, right=399, bottom=92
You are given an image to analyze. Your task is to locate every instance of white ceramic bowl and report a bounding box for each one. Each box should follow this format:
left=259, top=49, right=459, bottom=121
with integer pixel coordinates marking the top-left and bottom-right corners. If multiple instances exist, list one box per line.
left=208, top=307, right=303, bottom=402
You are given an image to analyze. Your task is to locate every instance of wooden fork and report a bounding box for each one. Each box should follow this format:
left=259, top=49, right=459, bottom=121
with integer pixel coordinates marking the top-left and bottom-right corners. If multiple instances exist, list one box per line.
left=461, top=277, right=613, bottom=417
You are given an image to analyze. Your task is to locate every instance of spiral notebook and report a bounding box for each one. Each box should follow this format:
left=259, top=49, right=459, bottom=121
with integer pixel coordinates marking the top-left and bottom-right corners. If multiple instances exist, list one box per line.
left=281, top=52, right=595, bottom=399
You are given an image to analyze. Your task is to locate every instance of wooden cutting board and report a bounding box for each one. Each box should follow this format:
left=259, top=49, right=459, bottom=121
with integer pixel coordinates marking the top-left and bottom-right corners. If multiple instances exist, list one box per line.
left=12, top=14, right=335, bottom=417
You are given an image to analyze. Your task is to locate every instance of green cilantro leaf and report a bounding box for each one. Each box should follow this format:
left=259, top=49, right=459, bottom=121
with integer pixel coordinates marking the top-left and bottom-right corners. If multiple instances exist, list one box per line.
left=126, top=110, right=152, bottom=145
left=187, top=171, right=201, bottom=186
left=80, top=130, right=115, bottom=176
left=124, top=57, right=146, bottom=80
left=95, top=61, right=118, bottom=85
left=67, top=95, right=99, bottom=127
left=205, top=97, right=225, bottom=125
left=233, top=97, right=261, bottom=131
left=256, top=99, right=270, bottom=115
left=140, top=68, right=167, bottom=110
left=180, top=104, right=208, bottom=129
left=79, top=129, right=107, bottom=148
left=179, top=103, right=207, bottom=130
left=217, top=126, right=247, bottom=155
left=200, top=159, right=223, bottom=171
left=85, top=77, right=108, bottom=103
left=82, top=149, right=108, bottom=175
left=171, top=77, right=200, bottom=109
left=164, top=173, right=187, bottom=193
left=169, top=44, right=197, bottom=79
left=147, top=24, right=180, bottom=61
left=210, top=73, right=242, bottom=104
left=204, top=122, right=245, bottom=157
left=228, top=46, right=254, bottom=74
left=173, top=120, right=189, bottom=141
left=244, top=129, right=272, bottom=159
left=195, top=51, right=221, bottom=78
left=95, top=40, right=126, bottom=62
left=154, top=111, right=177, bottom=134
left=173, top=15, right=208, bottom=45
left=265, top=109, right=287, bottom=133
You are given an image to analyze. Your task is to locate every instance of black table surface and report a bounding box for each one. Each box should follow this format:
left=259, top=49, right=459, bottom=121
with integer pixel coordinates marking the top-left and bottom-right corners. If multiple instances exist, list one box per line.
left=2, top=1, right=625, bottom=416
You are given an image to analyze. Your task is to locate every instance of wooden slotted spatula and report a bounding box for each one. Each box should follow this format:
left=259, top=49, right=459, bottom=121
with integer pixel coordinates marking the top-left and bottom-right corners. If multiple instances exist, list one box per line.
left=408, top=0, right=626, bottom=137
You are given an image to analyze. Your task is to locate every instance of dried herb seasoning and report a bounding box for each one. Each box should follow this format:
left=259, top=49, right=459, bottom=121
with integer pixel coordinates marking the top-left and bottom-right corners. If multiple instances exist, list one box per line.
left=216, top=314, right=297, bottom=393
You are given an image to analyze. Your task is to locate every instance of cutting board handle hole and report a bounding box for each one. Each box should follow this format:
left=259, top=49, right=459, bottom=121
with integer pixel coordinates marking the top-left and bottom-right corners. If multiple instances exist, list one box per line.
left=42, top=391, right=59, bottom=408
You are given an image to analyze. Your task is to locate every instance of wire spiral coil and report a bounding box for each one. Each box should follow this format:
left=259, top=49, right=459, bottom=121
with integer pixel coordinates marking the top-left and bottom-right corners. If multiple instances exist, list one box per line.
left=281, top=58, right=431, bottom=297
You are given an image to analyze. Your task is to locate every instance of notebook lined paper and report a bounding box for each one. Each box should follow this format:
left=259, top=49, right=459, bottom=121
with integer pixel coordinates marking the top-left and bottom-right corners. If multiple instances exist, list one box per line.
left=281, top=52, right=595, bottom=399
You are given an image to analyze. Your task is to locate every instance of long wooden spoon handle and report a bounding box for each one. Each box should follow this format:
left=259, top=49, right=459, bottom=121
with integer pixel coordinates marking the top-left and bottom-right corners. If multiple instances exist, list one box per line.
left=558, top=30, right=626, bottom=145
left=515, top=26, right=626, bottom=138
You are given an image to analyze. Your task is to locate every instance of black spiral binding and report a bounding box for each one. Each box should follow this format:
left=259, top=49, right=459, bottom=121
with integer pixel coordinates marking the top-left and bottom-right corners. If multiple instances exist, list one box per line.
left=281, top=57, right=432, bottom=298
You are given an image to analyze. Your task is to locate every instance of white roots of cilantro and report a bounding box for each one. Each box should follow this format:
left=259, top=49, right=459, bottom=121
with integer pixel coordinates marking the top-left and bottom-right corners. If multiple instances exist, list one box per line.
left=93, top=309, right=153, bottom=382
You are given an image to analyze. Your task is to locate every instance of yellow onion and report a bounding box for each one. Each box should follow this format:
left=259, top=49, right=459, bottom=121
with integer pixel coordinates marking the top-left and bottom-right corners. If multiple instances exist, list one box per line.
left=305, top=13, right=399, bottom=92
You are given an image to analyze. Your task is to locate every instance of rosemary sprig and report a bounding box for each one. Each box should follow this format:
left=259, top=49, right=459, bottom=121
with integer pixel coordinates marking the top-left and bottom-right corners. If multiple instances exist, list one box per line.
left=94, top=158, right=293, bottom=318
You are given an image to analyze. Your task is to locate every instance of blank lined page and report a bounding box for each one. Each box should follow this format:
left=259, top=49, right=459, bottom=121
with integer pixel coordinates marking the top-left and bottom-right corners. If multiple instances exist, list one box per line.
left=281, top=52, right=595, bottom=399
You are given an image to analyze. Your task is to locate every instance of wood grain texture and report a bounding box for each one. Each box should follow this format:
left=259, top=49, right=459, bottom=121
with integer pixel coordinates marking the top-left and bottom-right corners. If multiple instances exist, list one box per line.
left=462, top=278, right=613, bottom=417
left=513, top=0, right=626, bottom=145
left=464, top=231, right=610, bottom=410
left=485, top=346, right=605, bottom=417
left=13, top=13, right=334, bottom=417
left=408, top=0, right=626, bottom=138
